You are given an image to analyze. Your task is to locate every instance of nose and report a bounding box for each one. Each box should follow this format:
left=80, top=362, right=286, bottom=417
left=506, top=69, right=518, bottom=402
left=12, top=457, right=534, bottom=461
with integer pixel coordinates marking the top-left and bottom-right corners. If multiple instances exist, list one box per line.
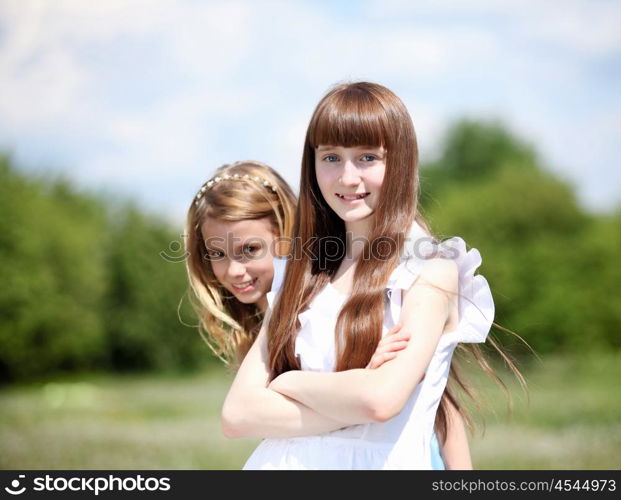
left=339, top=160, right=361, bottom=186
left=226, top=259, right=246, bottom=279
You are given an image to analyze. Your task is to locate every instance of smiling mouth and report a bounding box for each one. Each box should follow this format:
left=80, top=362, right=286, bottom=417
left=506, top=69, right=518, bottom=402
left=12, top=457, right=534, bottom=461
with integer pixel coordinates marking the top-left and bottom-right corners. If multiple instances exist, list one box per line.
left=336, top=193, right=370, bottom=200
left=232, top=278, right=257, bottom=290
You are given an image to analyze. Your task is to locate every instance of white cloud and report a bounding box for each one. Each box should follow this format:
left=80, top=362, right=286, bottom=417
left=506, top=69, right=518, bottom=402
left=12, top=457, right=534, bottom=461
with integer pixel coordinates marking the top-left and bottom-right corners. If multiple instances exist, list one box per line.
left=519, top=1, right=621, bottom=57
left=0, top=0, right=618, bottom=221
left=365, top=0, right=621, bottom=57
left=0, top=0, right=254, bottom=129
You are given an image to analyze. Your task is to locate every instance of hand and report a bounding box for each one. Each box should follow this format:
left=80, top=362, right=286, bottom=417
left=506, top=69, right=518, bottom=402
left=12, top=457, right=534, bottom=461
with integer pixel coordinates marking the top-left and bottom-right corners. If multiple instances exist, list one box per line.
left=366, top=323, right=410, bottom=369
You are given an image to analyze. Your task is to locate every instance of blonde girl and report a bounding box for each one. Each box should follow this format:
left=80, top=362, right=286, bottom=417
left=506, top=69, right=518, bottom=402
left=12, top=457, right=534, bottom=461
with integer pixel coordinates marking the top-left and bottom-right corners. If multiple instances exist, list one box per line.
left=185, top=160, right=296, bottom=367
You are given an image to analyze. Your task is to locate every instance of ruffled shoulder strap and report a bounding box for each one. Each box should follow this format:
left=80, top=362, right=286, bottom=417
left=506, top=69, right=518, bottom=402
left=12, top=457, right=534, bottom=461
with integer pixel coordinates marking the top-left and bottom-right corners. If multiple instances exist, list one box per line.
left=265, top=256, right=287, bottom=309
left=386, top=222, right=494, bottom=345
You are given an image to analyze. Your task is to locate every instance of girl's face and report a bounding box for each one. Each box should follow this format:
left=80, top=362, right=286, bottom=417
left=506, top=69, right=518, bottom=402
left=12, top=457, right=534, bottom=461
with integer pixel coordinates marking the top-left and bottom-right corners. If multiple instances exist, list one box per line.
left=315, top=145, right=386, bottom=228
left=201, top=216, right=277, bottom=312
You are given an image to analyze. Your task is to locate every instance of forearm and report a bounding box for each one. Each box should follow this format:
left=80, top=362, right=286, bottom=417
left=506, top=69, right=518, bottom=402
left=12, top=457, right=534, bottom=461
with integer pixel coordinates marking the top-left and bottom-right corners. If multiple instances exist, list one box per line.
left=269, top=369, right=385, bottom=423
left=440, top=402, right=472, bottom=470
left=222, top=309, right=349, bottom=439
left=222, top=382, right=349, bottom=439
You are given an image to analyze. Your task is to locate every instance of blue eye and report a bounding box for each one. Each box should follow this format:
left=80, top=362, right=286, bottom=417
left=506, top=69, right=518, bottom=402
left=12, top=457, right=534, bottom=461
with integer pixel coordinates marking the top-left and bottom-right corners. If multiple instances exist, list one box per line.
left=243, top=245, right=259, bottom=256
left=361, top=154, right=377, bottom=162
left=207, top=249, right=224, bottom=259
left=323, top=154, right=339, bottom=162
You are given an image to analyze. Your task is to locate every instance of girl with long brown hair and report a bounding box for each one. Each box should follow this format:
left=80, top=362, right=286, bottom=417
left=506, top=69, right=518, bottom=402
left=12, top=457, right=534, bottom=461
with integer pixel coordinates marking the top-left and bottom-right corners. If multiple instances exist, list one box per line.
left=221, top=82, right=504, bottom=470
left=192, top=156, right=473, bottom=468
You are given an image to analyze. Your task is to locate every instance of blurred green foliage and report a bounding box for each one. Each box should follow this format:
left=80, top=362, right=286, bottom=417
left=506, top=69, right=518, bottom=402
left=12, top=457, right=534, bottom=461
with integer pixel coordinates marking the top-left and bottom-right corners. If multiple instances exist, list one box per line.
left=102, top=206, right=205, bottom=372
left=0, top=155, right=211, bottom=383
left=420, top=119, right=621, bottom=355
left=0, top=118, right=619, bottom=382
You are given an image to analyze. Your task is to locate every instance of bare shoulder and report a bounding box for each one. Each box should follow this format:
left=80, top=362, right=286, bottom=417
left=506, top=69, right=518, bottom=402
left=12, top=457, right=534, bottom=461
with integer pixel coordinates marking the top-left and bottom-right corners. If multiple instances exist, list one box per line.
left=399, top=256, right=458, bottom=342
left=411, top=256, right=459, bottom=295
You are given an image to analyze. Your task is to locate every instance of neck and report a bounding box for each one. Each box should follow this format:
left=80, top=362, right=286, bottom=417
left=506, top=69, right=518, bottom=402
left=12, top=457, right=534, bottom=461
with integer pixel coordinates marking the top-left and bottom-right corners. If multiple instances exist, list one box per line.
left=344, top=216, right=374, bottom=261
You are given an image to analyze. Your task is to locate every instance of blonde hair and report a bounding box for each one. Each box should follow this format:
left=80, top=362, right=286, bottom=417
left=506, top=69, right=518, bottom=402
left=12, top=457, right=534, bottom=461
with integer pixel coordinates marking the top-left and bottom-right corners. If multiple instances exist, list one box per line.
left=184, top=161, right=296, bottom=367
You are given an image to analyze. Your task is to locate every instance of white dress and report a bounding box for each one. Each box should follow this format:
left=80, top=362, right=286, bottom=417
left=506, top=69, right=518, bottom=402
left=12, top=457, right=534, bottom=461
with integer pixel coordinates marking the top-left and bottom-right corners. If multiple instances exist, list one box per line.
left=244, top=221, right=494, bottom=470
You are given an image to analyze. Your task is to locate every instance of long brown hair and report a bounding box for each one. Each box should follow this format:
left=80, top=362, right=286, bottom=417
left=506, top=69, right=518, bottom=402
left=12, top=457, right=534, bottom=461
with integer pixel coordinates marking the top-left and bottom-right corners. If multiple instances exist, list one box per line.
left=269, top=82, right=422, bottom=375
left=185, top=161, right=296, bottom=367
left=268, top=82, right=527, bottom=443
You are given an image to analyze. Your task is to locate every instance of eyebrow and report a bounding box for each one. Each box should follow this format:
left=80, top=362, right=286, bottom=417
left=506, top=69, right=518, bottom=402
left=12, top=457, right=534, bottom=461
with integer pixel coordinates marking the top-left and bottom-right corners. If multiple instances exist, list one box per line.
left=203, top=240, right=225, bottom=249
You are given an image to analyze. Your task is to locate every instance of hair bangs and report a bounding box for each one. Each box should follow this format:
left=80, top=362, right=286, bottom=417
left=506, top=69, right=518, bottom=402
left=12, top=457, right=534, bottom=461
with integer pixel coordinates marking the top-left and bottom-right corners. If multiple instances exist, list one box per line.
left=309, top=89, right=387, bottom=148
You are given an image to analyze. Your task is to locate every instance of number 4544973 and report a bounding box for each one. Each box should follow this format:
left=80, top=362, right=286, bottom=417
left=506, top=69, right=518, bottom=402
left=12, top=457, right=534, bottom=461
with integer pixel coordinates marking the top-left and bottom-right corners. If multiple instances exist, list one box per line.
left=553, top=479, right=616, bottom=492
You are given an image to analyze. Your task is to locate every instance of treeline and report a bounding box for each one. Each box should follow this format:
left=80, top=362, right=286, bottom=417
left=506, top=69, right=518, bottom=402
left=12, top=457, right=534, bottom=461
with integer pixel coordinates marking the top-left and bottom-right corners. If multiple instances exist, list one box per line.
left=0, top=155, right=208, bottom=383
left=421, top=120, right=621, bottom=355
left=1, top=120, right=619, bottom=382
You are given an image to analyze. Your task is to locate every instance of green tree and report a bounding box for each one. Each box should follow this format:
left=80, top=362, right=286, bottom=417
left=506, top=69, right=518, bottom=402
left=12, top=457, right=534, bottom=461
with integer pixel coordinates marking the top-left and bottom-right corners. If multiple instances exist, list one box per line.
left=0, top=155, right=210, bottom=383
left=0, top=155, right=108, bottom=381
left=102, top=204, right=207, bottom=372
left=421, top=121, right=620, bottom=354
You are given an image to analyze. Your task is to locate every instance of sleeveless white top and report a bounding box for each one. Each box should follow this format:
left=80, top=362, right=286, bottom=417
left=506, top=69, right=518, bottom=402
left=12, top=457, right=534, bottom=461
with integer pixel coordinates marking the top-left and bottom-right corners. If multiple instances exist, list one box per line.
left=244, top=221, right=494, bottom=470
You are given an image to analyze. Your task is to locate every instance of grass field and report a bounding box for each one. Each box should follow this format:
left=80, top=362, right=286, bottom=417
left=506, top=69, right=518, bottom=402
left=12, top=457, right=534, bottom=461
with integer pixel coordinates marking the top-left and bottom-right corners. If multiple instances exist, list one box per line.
left=1, top=352, right=619, bottom=470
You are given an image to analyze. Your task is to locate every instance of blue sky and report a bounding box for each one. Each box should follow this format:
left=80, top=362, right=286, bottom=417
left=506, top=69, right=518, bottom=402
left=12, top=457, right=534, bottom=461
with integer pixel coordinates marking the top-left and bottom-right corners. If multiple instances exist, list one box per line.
left=1, top=0, right=620, bottom=224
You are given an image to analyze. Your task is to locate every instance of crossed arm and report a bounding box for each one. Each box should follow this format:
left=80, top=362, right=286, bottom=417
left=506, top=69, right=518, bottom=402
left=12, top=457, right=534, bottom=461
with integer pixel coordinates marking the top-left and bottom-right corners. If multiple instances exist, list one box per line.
left=221, top=257, right=459, bottom=438
left=221, top=306, right=350, bottom=438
